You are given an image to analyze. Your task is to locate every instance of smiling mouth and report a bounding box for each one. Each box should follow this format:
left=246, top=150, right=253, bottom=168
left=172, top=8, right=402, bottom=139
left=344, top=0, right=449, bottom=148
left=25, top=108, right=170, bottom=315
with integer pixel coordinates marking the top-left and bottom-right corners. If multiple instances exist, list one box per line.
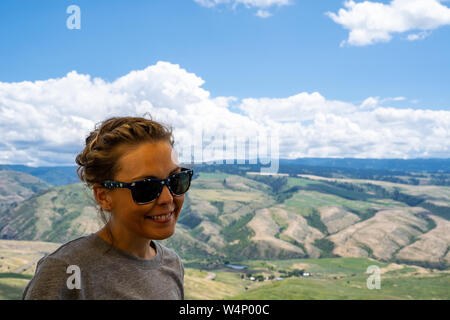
left=145, top=210, right=175, bottom=222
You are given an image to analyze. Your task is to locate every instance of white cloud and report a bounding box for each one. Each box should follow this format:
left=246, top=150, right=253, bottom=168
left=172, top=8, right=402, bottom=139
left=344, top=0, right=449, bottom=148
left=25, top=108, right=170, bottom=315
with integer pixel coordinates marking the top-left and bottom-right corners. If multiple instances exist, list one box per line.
left=0, top=62, right=262, bottom=166
left=194, top=0, right=291, bottom=17
left=360, top=96, right=408, bottom=109
left=237, top=92, right=358, bottom=122
left=255, top=9, right=272, bottom=18
left=234, top=0, right=291, bottom=8
left=407, top=30, right=432, bottom=41
left=194, top=0, right=230, bottom=9
left=236, top=94, right=450, bottom=159
left=327, top=0, right=450, bottom=46
left=0, top=61, right=449, bottom=166
left=360, top=97, right=380, bottom=109
left=388, top=96, right=406, bottom=102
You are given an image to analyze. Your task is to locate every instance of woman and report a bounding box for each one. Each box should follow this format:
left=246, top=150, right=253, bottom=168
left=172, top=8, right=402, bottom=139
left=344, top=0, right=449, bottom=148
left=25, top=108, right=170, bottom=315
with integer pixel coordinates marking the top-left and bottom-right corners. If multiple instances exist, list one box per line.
left=22, top=116, right=193, bottom=299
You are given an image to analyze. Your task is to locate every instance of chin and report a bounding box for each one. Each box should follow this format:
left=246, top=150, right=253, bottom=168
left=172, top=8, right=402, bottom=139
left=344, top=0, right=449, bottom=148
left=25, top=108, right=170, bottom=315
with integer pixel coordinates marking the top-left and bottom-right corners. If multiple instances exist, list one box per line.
left=152, top=228, right=176, bottom=240
left=143, top=223, right=177, bottom=240
left=141, top=210, right=180, bottom=240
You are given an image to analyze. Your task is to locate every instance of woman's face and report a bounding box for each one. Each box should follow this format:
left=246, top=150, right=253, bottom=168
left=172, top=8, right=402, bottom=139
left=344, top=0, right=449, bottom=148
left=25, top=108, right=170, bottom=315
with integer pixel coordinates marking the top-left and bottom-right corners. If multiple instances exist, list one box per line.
left=108, top=141, right=184, bottom=240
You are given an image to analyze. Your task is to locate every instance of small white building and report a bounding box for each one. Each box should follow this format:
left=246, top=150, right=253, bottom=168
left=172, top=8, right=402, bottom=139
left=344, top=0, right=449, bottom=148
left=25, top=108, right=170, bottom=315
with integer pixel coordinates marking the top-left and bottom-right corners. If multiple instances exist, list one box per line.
left=249, top=276, right=255, bottom=281
left=303, top=272, right=310, bottom=277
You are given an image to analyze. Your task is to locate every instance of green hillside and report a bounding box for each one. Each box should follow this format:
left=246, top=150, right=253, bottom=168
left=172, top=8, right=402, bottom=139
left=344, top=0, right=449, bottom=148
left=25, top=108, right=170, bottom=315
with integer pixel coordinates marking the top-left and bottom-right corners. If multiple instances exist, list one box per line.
left=0, top=273, right=33, bottom=300
left=0, top=183, right=102, bottom=242
left=229, top=273, right=450, bottom=300
left=227, top=257, right=450, bottom=300
left=0, top=170, right=51, bottom=210
left=0, top=167, right=449, bottom=300
left=0, top=171, right=449, bottom=269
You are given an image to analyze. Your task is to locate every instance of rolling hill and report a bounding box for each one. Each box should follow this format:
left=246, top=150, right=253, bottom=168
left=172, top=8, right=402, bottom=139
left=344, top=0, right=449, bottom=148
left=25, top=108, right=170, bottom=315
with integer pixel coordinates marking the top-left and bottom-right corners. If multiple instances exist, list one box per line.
left=0, top=183, right=102, bottom=242
left=0, top=168, right=449, bottom=269
left=0, top=170, right=51, bottom=211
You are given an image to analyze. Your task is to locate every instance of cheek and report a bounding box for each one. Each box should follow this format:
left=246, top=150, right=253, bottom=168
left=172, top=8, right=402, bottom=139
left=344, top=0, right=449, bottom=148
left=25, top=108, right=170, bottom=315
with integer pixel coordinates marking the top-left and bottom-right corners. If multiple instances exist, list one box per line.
left=111, top=190, right=153, bottom=219
left=111, top=189, right=132, bottom=206
left=175, top=195, right=185, bottom=209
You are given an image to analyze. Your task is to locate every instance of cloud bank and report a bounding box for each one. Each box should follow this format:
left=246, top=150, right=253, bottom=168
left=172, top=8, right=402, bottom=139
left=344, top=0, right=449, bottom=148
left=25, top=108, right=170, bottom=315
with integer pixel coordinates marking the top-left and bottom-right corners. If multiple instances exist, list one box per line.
left=327, top=0, right=450, bottom=46
left=0, top=61, right=449, bottom=166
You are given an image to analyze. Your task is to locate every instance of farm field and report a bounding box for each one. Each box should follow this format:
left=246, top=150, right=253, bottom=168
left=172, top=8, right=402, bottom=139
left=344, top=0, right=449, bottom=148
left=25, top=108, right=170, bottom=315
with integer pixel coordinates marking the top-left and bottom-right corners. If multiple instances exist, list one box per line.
left=185, top=257, right=450, bottom=300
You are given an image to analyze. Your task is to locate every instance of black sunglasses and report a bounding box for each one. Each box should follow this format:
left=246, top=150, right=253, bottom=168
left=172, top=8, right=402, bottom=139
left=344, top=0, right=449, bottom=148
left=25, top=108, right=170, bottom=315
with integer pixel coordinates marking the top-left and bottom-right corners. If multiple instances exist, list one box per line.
left=101, top=167, right=194, bottom=205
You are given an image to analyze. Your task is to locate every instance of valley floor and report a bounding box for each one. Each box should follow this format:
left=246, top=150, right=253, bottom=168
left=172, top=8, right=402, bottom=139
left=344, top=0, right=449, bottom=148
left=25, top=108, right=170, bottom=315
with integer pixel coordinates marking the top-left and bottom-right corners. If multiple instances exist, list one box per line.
left=184, top=257, right=450, bottom=300
left=1, top=242, right=449, bottom=300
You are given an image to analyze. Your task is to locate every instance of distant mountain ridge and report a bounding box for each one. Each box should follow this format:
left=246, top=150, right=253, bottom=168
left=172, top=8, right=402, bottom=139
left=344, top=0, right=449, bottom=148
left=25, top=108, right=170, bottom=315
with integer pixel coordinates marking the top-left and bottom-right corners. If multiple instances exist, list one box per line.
left=0, top=165, right=79, bottom=186
left=1, top=157, right=449, bottom=186
left=279, top=158, right=450, bottom=172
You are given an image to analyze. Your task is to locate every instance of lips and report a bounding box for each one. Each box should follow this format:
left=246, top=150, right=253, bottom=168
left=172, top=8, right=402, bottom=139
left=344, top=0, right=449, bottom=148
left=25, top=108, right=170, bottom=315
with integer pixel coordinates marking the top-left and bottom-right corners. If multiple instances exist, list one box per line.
left=145, top=210, right=175, bottom=222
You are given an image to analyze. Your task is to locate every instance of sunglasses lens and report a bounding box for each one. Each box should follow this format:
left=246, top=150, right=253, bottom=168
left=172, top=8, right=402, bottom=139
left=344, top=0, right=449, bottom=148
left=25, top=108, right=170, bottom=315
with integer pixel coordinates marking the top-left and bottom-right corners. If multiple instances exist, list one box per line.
left=129, top=169, right=193, bottom=204
left=169, top=171, right=192, bottom=195
left=132, top=180, right=161, bottom=204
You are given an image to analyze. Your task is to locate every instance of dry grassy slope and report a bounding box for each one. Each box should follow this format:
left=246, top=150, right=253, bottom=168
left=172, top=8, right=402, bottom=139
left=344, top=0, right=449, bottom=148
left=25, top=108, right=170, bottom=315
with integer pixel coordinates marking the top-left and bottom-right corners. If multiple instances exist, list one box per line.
left=270, top=206, right=323, bottom=258
left=0, top=170, right=51, bottom=208
left=0, top=183, right=103, bottom=242
left=327, top=207, right=432, bottom=260
left=0, top=239, right=61, bottom=274
left=296, top=174, right=450, bottom=267
left=318, top=206, right=360, bottom=234
left=0, top=171, right=449, bottom=267
left=178, top=172, right=278, bottom=258
left=247, top=208, right=305, bottom=258
left=297, top=174, right=450, bottom=206
left=194, top=220, right=225, bottom=248
left=162, top=224, right=220, bottom=258
left=396, top=215, right=450, bottom=265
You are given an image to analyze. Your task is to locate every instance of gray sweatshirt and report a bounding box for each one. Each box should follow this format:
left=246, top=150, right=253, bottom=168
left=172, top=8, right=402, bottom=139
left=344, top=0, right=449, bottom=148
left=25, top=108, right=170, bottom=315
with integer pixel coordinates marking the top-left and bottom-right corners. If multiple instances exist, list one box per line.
left=22, top=233, right=184, bottom=300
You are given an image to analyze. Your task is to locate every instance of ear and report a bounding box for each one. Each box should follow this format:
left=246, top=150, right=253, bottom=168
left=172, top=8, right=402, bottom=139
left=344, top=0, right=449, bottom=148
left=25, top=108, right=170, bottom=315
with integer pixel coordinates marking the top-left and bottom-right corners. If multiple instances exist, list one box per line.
left=93, top=183, right=113, bottom=211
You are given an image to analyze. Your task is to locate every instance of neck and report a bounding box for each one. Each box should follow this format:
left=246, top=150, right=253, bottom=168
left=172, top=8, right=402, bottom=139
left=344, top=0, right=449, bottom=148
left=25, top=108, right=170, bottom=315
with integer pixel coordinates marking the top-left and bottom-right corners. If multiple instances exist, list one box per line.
left=96, top=222, right=156, bottom=260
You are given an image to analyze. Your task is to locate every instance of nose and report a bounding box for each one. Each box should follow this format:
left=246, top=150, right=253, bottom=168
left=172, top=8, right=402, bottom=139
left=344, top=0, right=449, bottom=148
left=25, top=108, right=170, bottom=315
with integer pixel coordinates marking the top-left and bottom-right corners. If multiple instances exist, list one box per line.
left=156, top=183, right=174, bottom=204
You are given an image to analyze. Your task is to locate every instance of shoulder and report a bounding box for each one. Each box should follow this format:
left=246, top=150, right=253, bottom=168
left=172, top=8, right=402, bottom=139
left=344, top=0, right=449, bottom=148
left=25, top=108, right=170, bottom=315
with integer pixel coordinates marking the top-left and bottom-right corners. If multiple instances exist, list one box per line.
left=22, top=234, right=99, bottom=299
left=154, top=242, right=184, bottom=289
left=155, top=241, right=181, bottom=262
left=42, top=233, right=101, bottom=266
left=29, top=235, right=92, bottom=274
left=154, top=242, right=183, bottom=271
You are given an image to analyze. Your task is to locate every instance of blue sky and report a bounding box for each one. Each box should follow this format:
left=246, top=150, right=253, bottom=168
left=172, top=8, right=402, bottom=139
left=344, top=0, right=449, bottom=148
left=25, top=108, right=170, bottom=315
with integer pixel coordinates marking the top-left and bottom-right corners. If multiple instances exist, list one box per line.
left=0, top=0, right=449, bottom=165
left=1, top=0, right=449, bottom=109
